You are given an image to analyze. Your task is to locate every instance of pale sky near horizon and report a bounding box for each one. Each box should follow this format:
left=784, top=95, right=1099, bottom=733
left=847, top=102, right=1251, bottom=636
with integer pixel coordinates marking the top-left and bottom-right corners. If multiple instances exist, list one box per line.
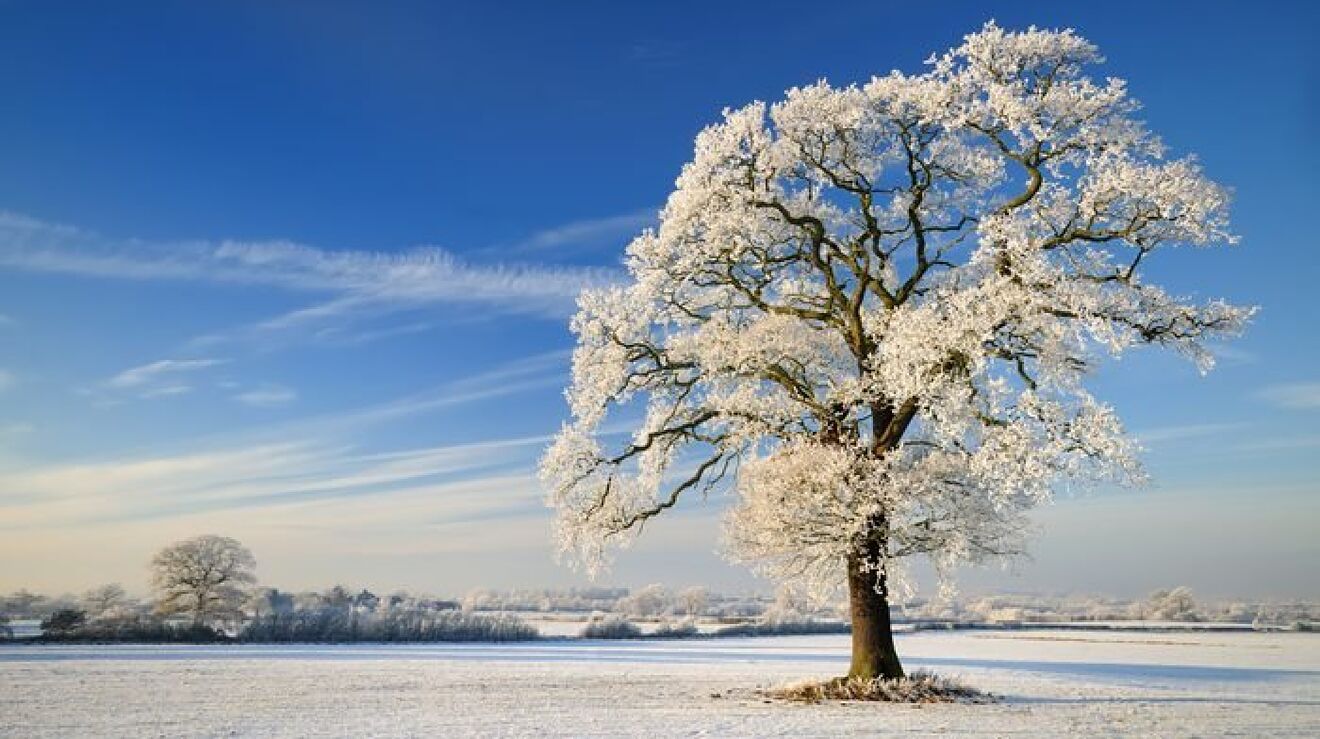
left=1, top=1, right=1317, bottom=601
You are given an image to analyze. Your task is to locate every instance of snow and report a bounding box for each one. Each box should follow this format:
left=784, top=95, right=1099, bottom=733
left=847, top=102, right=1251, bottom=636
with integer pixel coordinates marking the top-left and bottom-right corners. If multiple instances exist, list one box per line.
left=2, top=630, right=1316, bottom=737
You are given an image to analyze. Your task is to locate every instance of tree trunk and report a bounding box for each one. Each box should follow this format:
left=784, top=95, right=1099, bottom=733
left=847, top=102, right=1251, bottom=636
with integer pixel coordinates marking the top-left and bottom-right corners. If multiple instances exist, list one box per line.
left=846, top=548, right=904, bottom=680
left=192, top=590, right=207, bottom=630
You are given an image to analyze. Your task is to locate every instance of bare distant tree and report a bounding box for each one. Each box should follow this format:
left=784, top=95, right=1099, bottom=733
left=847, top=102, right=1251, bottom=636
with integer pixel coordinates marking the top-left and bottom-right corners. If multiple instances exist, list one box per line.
left=81, top=583, right=128, bottom=619
left=678, top=586, right=709, bottom=617
left=618, top=584, right=672, bottom=617
left=150, top=535, right=257, bottom=628
left=246, top=587, right=294, bottom=619
left=1142, top=587, right=1200, bottom=622
left=1, top=589, right=46, bottom=618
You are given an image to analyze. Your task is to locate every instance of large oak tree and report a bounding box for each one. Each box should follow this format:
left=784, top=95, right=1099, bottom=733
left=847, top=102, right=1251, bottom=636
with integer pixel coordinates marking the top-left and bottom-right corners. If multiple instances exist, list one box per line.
left=541, top=23, right=1250, bottom=680
left=151, top=534, right=256, bottom=629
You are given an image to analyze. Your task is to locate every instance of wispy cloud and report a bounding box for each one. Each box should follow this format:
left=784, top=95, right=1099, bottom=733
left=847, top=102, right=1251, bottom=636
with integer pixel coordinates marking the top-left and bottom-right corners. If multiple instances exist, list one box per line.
left=0, top=351, right=562, bottom=527
left=499, top=209, right=654, bottom=257
left=234, top=384, right=297, bottom=408
left=0, top=432, right=548, bottom=531
left=138, top=384, right=194, bottom=399
left=106, top=358, right=227, bottom=389
left=1258, top=382, right=1320, bottom=410
left=1207, top=343, right=1257, bottom=366
left=1135, top=422, right=1247, bottom=445
left=85, top=358, right=226, bottom=403
left=0, top=421, right=34, bottom=437
left=0, top=313, right=15, bottom=326
left=0, top=369, right=14, bottom=393
left=98, top=349, right=568, bottom=453
left=312, top=321, right=433, bottom=346
left=270, top=349, right=568, bottom=435
left=0, top=211, right=620, bottom=324
left=0, top=209, right=623, bottom=351
left=1233, top=434, right=1320, bottom=453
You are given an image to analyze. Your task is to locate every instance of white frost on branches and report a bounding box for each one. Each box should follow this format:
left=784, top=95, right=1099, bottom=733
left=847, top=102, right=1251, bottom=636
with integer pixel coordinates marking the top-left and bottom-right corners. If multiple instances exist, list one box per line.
left=540, top=22, right=1252, bottom=599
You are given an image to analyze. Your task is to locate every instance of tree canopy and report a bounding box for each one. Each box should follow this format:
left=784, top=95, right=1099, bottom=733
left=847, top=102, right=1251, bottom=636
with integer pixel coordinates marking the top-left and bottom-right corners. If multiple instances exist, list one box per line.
left=541, top=22, right=1250, bottom=607
left=151, top=534, right=257, bottom=627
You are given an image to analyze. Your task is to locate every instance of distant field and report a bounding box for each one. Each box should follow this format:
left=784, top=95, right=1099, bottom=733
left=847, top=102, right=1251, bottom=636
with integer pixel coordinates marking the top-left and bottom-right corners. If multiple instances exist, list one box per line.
left=2, top=630, right=1316, bottom=737
left=5, top=620, right=40, bottom=639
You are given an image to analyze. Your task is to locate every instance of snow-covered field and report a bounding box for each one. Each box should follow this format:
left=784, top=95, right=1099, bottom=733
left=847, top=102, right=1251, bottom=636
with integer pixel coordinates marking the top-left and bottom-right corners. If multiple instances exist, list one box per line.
left=2, top=630, right=1316, bottom=737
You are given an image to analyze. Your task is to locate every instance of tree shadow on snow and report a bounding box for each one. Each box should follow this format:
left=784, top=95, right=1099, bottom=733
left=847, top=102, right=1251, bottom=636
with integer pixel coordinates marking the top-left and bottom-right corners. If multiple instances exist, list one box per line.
left=1010, top=695, right=1320, bottom=706
left=907, top=656, right=1319, bottom=684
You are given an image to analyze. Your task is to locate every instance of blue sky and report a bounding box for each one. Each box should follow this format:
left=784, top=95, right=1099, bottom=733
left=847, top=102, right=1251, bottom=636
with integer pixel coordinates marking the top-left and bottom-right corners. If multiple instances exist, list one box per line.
left=1, top=1, right=1316, bottom=599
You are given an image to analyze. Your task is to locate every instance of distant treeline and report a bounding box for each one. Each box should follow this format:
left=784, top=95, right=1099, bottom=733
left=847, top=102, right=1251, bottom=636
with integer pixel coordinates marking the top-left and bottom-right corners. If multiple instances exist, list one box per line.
left=2, top=586, right=537, bottom=644
left=4, top=583, right=1316, bottom=644
left=240, top=607, right=537, bottom=643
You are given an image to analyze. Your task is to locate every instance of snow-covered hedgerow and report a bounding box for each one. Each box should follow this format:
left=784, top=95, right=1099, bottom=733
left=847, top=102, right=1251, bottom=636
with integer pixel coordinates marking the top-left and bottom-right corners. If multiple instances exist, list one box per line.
left=714, top=618, right=850, bottom=637
left=714, top=603, right=851, bottom=637
left=34, top=612, right=227, bottom=643
left=651, top=619, right=700, bottom=638
left=239, top=606, right=538, bottom=642
left=579, top=614, right=642, bottom=639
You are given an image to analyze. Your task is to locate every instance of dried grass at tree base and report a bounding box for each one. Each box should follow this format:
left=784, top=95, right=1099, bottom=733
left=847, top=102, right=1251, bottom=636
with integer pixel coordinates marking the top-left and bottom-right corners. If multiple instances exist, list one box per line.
left=768, top=671, right=993, bottom=704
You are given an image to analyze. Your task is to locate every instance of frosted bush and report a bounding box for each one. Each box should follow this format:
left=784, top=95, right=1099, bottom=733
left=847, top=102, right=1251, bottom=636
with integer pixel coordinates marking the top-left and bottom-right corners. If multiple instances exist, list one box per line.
left=579, top=614, right=642, bottom=639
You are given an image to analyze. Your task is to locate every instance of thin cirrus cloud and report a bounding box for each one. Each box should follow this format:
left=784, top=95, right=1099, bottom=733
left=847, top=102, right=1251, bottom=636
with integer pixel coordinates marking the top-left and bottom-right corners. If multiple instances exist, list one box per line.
left=105, top=358, right=228, bottom=389
left=498, top=208, right=654, bottom=257
left=0, top=209, right=627, bottom=353
left=0, top=422, right=35, bottom=437
left=234, top=384, right=298, bottom=408
left=1257, top=382, right=1320, bottom=410
left=0, top=435, right=546, bottom=531
left=0, top=355, right=565, bottom=531
left=0, top=210, right=623, bottom=320
left=86, top=357, right=227, bottom=403
left=0, top=352, right=571, bottom=582
left=1134, top=422, right=1248, bottom=446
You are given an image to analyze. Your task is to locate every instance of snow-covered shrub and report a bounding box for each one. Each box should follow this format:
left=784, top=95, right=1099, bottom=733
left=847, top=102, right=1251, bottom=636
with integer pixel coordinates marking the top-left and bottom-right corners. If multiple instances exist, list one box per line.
left=579, top=614, right=642, bottom=639
left=1250, top=602, right=1318, bottom=629
left=651, top=619, right=700, bottom=638
left=39, top=608, right=87, bottom=635
left=617, top=584, right=674, bottom=617
left=1140, top=587, right=1201, bottom=622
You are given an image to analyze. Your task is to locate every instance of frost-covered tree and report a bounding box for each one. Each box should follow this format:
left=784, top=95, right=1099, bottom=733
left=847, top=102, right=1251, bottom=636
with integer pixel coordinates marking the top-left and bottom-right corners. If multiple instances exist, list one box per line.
left=678, top=586, right=709, bottom=617
left=541, top=22, right=1250, bottom=680
left=81, top=583, right=129, bottom=619
left=618, top=584, right=673, bottom=617
left=1141, top=586, right=1200, bottom=622
left=151, top=534, right=257, bottom=628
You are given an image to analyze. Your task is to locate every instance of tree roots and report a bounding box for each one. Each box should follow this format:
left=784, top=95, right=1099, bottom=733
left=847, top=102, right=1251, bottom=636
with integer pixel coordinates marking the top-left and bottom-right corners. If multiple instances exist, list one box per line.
left=767, top=671, right=993, bottom=704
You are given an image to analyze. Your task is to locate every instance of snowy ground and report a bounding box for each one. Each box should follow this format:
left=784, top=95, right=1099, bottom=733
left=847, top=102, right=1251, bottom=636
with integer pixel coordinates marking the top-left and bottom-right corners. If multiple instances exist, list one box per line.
left=2, top=630, right=1316, bottom=737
